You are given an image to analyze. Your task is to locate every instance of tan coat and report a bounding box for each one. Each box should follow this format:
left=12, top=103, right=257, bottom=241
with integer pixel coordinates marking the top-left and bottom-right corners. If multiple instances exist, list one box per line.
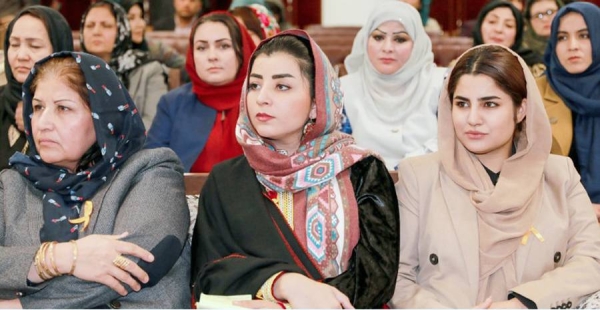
left=536, top=75, right=573, bottom=156
left=390, top=152, right=600, bottom=309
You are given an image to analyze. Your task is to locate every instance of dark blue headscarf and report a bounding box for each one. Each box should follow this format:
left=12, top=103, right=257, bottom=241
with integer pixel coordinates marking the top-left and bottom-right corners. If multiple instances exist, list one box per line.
left=544, top=2, right=600, bottom=203
left=9, top=51, right=146, bottom=242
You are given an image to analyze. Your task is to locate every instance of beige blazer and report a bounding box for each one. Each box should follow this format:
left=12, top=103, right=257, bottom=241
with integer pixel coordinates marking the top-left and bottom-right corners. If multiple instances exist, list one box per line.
left=390, top=153, right=600, bottom=309
left=536, top=75, right=573, bottom=156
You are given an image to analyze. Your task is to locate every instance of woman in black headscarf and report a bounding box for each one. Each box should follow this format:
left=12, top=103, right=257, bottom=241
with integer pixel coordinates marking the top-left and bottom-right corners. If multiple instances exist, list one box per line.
left=473, top=0, right=545, bottom=75
left=121, top=0, right=185, bottom=69
left=0, top=6, right=73, bottom=171
left=80, top=0, right=168, bottom=128
left=0, top=51, right=190, bottom=308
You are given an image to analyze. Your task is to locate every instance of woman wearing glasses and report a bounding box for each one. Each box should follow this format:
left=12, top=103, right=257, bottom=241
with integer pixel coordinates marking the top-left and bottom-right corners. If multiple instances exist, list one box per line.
left=522, top=0, right=563, bottom=60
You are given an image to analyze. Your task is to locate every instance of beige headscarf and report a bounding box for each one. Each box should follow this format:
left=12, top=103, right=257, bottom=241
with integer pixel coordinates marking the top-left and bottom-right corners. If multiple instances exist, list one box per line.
left=437, top=44, right=552, bottom=302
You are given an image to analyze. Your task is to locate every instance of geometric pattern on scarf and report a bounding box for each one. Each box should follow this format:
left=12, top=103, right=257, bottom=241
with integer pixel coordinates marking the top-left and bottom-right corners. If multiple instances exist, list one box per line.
left=236, top=30, right=376, bottom=277
left=80, top=0, right=150, bottom=89
left=9, top=51, right=146, bottom=243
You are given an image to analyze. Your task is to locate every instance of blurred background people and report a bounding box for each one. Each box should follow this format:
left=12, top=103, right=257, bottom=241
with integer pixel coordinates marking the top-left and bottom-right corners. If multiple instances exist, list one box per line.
left=80, top=0, right=168, bottom=128
left=145, top=12, right=256, bottom=172
left=1, top=6, right=73, bottom=171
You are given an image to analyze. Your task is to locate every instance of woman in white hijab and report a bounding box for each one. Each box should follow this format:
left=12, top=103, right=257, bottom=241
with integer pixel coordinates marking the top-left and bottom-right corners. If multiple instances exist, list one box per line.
left=340, top=0, right=446, bottom=170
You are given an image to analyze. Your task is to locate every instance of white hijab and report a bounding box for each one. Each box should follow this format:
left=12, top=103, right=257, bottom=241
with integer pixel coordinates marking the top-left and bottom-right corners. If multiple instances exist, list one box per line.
left=341, top=1, right=442, bottom=169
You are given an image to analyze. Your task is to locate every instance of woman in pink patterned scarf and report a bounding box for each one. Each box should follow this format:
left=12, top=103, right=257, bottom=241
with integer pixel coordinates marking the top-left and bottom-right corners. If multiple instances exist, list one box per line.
left=190, top=30, right=399, bottom=309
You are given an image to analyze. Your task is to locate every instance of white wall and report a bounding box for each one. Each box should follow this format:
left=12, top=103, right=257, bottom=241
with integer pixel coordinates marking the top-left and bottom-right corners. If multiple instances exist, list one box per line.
left=321, top=0, right=393, bottom=26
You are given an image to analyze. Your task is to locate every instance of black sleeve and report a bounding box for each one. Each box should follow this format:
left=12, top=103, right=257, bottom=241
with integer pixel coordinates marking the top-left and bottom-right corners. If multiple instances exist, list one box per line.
left=324, top=157, right=400, bottom=308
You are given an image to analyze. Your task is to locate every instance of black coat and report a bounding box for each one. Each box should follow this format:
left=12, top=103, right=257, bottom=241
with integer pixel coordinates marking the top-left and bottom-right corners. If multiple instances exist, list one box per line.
left=191, top=155, right=400, bottom=308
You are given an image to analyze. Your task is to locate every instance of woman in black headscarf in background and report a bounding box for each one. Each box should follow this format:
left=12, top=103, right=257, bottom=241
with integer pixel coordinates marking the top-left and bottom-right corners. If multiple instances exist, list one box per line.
left=473, top=0, right=545, bottom=75
left=0, top=6, right=73, bottom=171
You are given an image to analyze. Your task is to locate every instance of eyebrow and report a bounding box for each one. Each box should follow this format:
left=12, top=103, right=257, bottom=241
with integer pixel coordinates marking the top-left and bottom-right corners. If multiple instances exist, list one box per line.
left=454, top=95, right=501, bottom=101
left=373, top=28, right=406, bottom=35
left=195, top=38, right=232, bottom=44
left=249, top=73, right=295, bottom=79
left=557, top=28, right=588, bottom=34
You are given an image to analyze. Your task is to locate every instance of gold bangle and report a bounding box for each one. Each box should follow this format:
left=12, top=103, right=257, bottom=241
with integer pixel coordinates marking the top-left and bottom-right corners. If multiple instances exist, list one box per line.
left=37, top=242, right=51, bottom=280
left=49, top=241, right=61, bottom=276
left=40, top=242, right=56, bottom=278
left=68, top=240, right=78, bottom=275
left=34, top=243, right=48, bottom=281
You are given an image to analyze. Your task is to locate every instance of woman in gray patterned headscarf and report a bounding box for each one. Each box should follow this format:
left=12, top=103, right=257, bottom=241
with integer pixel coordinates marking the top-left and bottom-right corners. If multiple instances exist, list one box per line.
left=80, top=0, right=168, bottom=128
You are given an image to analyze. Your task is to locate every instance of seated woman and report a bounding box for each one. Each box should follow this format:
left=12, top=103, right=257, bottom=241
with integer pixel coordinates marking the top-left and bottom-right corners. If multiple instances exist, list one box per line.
left=0, top=51, right=190, bottom=308
left=80, top=0, right=168, bottom=128
left=522, top=0, right=563, bottom=60
left=390, top=44, right=600, bottom=308
left=230, top=4, right=280, bottom=46
left=122, top=0, right=185, bottom=70
left=473, top=0, right=545, bottom=75
left=538, top=2, right=600, bottom=220
left=340, top=1, right=444, bottom=170
left=1, top=6, right=73, bottom=170
left=191, top=31, right=399, bottom=308
left=145, top=12, right=256, bottom=173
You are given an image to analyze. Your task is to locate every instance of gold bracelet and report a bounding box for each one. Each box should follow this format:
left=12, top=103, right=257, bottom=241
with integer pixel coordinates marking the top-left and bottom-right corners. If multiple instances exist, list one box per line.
left=40, top=242, right=56, bottom=279
left=34, top=243, right=48, bottom=281
left=68, top=240, right=78, bottom=275
left=49, top=241, right=61, bottom=276
left=37, top=242, right=52, bottom=280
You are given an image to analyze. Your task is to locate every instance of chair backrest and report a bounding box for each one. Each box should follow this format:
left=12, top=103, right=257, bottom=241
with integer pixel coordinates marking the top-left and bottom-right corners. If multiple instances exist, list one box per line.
left=184, top=173, right=209, bottom=195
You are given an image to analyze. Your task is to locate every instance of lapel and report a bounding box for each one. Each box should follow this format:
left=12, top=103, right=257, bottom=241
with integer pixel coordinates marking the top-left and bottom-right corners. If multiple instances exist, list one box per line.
left=25, top=182, right=43, bottom=245
left=79, top=169, right=120, bottom=237
left=541, top=78, right=562, bottom=106
left=439, top=172, right=480, bottom=298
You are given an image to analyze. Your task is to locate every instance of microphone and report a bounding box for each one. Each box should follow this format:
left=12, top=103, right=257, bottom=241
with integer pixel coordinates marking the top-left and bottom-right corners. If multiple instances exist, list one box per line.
left=137, top=235, right=182, bottom=288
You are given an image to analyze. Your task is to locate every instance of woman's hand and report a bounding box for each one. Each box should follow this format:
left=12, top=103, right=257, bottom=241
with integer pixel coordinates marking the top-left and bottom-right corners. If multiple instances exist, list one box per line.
left=15, top=101, right=24, bottom=132
left=28, top=232, right=154, bottom=296
left=233, top=300, right=284, bottom=309
left=473, top=297, right=492, bottom=309
left=273, top=273, right=354, bottom=309
left=592, top=203, right=600, bottom=222
left=0, top=299, right=22, bottom=309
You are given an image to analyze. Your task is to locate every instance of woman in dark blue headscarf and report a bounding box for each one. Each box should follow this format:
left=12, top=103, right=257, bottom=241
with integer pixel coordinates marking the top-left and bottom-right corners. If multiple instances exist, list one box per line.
left=540, top=2, right=600, bottom=220
left=0, top=51, right=190, bottom=308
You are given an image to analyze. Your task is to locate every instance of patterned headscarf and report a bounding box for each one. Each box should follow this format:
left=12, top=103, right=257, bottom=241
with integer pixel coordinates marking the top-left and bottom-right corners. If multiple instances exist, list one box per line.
left=544, top=2, right=600, bottom=202
left=236, top=30, right=375, bottom=277
left=80, top=0, right=149, bottom=88
left=248, top=4, right=280, bottom=38
left=10, top=51, right=146, bottom=242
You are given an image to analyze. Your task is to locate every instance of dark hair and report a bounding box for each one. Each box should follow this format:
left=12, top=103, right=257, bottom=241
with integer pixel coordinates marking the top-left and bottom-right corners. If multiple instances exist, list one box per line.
left=474, top=0, right=524, bottom=49
left=524, top=0, right=563, bottom=20
left=248, top=35, right=315, bottom=98
left=448, top=45, right=527, bottom=131
left=121, top=0, right=145, bottom=18
left=230, top=6, right=264, bottom=40
left=30, top=56, right=101, bottom=169
left=191, top=13, right=244, bottom=69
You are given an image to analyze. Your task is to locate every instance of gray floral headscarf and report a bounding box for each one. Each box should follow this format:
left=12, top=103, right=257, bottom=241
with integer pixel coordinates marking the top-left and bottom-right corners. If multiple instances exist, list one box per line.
left=80, top=0, right=150, bottom=88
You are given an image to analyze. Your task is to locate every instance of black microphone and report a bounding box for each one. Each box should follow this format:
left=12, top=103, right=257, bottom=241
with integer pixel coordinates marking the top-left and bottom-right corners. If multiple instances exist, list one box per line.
left=137, top=235, right=182, bottom=288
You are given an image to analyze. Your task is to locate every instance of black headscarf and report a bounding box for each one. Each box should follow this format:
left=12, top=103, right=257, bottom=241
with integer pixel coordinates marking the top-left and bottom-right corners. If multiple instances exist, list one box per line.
left=120, top=0, right=149, bottom=51
left=80, top=0, right=149, bottom=88
left=473, top=0, right=543, bottom=67
left=0, top=6, right=73, bottom=170
left=10, top=51, right=146, bottom=242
